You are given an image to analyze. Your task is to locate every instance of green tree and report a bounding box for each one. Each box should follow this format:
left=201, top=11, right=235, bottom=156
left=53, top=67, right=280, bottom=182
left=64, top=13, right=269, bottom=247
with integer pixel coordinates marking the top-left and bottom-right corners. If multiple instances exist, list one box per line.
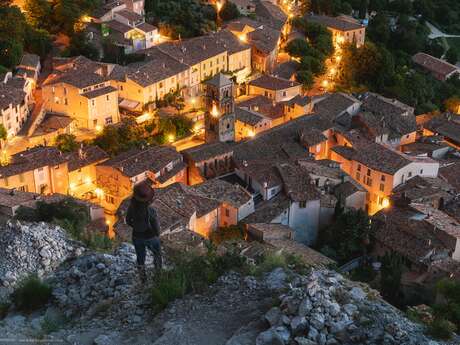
left=359, top=0, right=368, bottom=18
left=340, top=2, right=353, bottom=15
left=145, top=0, right=217, bottom=39
left=24, top=0, right=51, bottom=29
left=367, top=12, right=390, bottom=45
left=317, top=209, right=373, bottom=263
left=24, top=27, right=52, bottom=58
left=445, top=48, right=458, bottom=65
left=54, top=133, right=78, bottom=152
left=52, top=0, right=81, bottom=34
left=300, top=55, right=325, bottom=76
left=0, top=123, right=7, bottom=150
left=285, top=39, right=311, bottom=58
left=92, top=125, right=122, bottom=155
left=220, top=1, right=240, bottom=21
left=380, top=252, right=404, bottom=306
left=63, top=31, right=99, bottom=60
left=296, top=70, right=314, bottom=91
left=0, top=5, right=27, bottom=68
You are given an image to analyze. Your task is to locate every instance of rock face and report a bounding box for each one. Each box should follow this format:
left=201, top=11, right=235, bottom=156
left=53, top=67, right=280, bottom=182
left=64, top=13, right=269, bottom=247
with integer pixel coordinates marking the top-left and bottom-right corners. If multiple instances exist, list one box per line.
left=0, top=221, right=84, bottom=298
left=257, top=270, right=440, bottom=345
left=50, top=243, right=149, bottom=321
left=0, top=224, right=451, bottom=345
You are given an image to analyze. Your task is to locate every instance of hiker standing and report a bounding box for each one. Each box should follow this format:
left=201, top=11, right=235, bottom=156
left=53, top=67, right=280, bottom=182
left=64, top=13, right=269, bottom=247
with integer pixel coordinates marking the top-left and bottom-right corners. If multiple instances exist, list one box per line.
left=126, top=180, right=162, bottom=281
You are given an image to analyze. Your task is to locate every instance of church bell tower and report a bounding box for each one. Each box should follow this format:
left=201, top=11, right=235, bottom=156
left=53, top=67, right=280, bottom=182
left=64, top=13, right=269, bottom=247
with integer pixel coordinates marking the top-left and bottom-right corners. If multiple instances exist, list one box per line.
left=204, top=73, right=235, bottom=143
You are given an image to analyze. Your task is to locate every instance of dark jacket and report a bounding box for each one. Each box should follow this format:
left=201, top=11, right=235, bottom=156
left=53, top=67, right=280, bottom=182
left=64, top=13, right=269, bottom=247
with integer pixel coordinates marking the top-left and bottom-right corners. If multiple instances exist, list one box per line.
left=126, top=198, right=160, bottom=239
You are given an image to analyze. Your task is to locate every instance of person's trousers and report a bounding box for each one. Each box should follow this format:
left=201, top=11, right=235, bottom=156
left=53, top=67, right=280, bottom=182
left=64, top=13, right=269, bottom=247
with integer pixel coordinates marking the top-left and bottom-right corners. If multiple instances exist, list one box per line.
left=132, top=236, right=162, bottom=269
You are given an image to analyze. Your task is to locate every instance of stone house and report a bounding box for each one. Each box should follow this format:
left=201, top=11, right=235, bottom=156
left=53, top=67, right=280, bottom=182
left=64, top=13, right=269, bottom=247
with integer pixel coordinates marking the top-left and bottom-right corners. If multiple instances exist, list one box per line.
left=331, top=142, right=440, bottom=214
left=305, top=14, right=366, bottom=47
left=16, top=53, right=41, bottom=85
left=0, top=147, right=70, bottom=195
left=412, top=52, right=460, bottom=81
left=42, top=56, right=121, bottom=130
left=248, top=75, right=301, bottom=102
left=373, top=203, right=460, bottom=272
left=96, top=145, right=186, bottom=213
left=0, top=73, right=32, bottom=138
left=193, top=178, right=254, bottom=227
left=234, top=106, right=272, bottom=141
left=182, top=142, right=235, bottom=184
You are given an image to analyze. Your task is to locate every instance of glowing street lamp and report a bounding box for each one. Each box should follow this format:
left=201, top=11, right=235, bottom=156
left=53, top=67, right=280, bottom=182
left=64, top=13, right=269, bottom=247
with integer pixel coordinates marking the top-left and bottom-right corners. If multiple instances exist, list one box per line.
left=95, top=188, right=104, bottom=199
left=211, top=103, right=220, bottom=117
left=382, top=198, right=390, bottom=209
left=216, top=1, right=223, bottom=12
left=239, top=34, right=247, bottom=43
left=168, top=134, right=175, bottom=143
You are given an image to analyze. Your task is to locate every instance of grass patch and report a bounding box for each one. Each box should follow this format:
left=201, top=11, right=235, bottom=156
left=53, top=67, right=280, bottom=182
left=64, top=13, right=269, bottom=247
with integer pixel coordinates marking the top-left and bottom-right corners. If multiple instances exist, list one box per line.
left=40, top=315, right=61, bottom=334
left=150, top=248, right=246, bottom=313
left=11, top=275, right=52, bottom=313
left=426, top=318, right=457, bottom=340
left=250, top=252, right=287, bottom=277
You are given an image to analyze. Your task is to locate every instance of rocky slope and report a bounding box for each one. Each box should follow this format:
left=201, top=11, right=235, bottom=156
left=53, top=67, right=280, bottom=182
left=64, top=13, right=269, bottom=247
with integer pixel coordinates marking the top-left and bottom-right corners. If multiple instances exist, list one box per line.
left=0, top=221, right=84, bottom=299
left=0, top=221, right=454, bottom=345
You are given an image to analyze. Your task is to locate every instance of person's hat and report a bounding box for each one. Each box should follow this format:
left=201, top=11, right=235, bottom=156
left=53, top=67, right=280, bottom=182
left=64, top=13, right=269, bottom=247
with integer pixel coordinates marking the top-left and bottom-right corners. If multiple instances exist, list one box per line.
left=133, top=180, right=155, bottom=202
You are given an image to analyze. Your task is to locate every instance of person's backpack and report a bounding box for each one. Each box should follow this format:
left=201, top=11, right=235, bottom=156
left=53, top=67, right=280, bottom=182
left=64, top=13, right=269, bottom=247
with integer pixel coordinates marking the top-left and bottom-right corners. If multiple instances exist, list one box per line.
left=127, top=202, right=159, bottom=236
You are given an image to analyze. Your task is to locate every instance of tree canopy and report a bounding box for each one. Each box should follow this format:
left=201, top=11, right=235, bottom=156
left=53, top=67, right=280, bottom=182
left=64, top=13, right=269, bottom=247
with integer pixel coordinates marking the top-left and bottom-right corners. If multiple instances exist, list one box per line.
left=145, top=0, right=217, bottom=39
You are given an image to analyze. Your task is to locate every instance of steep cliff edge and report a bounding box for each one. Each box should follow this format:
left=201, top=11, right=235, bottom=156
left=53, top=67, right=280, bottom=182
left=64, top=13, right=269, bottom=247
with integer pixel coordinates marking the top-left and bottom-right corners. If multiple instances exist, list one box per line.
left=0, top=221, right=454, bottom=345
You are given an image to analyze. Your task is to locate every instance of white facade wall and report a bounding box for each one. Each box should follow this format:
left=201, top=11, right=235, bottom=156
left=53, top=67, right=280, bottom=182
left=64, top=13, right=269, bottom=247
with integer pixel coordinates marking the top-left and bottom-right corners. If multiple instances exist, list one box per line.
left=288, top=199, right=320, bottom=245
left=392, top=161, right=439, bottom=188
left=238, top=198, right=255, bottom=221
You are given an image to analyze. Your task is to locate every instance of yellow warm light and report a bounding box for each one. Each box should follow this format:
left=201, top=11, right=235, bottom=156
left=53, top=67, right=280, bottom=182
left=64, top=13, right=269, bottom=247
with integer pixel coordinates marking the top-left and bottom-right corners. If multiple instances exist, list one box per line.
left=211, top=103, right=220, bottom=117
left=382, top=198, right=390, bottom=209
left=105, top=219, right=111, bottom=226
left=335, top=55, right=342, bottom=62
left=95, top=188, right=104, bottom=198
left=248, top=130, right=255, bottom=137
left=336, top=36, right=345, bottom=44
left=168, top=134, right=175, bottom=143
left=216, top=1, right=223, bottom=12
left=95, top=125, right=102, bottom=133
left=322, top=80, right=329, bottom=88
left=81, top=15, right=91, bottom=23
left=85, top=177, right=92, bottom=185
left=136, top=112, right=152, bottom=124
left=239, top=34, right=247, bottom=43
left=330, top=67, right=336, bottom=75
left=0, top=150, right=10, bottom=166
left=191, top=98, right=196, bottom=105
left=69, top=183, right=76, bottom=191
